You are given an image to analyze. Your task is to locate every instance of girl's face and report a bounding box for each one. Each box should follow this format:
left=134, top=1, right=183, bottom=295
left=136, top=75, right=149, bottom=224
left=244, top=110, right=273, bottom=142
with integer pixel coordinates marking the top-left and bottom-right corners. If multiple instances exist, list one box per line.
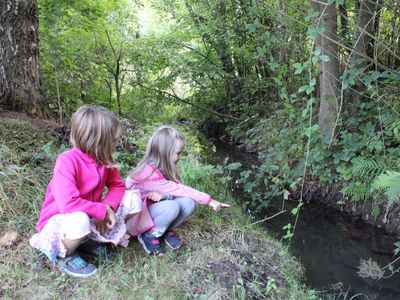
left=171, top=140, right=184, bottom=164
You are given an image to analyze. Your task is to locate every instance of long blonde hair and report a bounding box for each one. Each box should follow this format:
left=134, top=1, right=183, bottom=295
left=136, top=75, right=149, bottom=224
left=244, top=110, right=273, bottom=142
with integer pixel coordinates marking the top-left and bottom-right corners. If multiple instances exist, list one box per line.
left=70, top=105, right=120, bottom=166
left=133, top=125, right=185, bottom=183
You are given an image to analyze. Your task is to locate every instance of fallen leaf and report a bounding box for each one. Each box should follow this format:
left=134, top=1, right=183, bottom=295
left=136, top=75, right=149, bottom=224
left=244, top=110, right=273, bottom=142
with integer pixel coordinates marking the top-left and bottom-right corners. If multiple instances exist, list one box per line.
left=0, top=231, right=18, bottom=246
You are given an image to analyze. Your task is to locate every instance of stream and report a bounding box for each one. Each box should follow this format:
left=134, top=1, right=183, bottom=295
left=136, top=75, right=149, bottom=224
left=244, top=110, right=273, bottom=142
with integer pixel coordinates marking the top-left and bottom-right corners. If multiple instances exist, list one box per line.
left=210, top=142, right=400, bottom=299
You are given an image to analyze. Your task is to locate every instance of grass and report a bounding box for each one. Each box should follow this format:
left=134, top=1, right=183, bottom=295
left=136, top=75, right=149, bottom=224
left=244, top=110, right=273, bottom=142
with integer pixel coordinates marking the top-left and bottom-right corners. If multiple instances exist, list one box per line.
left=0, top=117, right=318, bottom=299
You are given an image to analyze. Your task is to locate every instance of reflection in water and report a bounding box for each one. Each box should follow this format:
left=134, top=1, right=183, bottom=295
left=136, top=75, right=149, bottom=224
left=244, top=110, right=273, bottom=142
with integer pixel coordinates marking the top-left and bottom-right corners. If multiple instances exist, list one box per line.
left=263, top=201, right=400, bottom=300
left=211, top=142, right=400, bottom=299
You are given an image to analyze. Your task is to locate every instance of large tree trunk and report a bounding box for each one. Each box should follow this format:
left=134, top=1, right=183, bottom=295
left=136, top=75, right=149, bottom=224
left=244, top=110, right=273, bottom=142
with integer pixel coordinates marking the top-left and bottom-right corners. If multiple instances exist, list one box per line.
left=312, top=0, right=340, bottom=141
left=0, top=0, right=45, bottom=115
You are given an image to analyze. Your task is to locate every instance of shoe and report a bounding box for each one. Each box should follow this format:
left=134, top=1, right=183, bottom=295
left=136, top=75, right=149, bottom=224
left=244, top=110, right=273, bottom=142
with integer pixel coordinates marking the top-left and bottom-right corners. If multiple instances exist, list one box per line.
left=77, top=240, right=116, bottom=260
left=137, top=234, right=165, bottom=256
left=58, top=253, right=97, bottom=278
left=163, top=230, right=181, bottom=249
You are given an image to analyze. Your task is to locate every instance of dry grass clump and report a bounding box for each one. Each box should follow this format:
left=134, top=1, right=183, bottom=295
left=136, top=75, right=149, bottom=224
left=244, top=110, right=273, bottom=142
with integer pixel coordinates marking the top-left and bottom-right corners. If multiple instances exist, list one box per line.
left=176, top=213, right=306, bottom=300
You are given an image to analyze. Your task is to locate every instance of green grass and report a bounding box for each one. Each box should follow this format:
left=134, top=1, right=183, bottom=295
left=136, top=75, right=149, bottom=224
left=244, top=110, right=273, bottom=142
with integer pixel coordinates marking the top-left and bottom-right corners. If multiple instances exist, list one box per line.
left=0, top=117, right=318, bottom=299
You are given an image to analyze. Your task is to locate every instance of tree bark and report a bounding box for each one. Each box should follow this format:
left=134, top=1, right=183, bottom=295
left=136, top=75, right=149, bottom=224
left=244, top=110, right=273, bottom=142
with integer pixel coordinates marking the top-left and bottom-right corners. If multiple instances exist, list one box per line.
left=0, top=0, right=45, bottom=115
left=312, top=0, right=340, bottom=141
left=349, top=0, right=378, bottom=105
left=339, top=2, right=349, bottom=44
left=319, top=1, right=340, bottom=141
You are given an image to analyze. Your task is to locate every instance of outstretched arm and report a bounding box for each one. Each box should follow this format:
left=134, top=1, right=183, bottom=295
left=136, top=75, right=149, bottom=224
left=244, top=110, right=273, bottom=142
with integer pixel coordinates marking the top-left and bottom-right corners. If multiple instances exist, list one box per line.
left=141, top=179, right=212, bottom=205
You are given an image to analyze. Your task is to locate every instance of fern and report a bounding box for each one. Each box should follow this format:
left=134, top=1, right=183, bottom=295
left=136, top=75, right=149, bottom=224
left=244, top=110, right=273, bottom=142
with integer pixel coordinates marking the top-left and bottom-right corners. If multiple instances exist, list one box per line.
left=371, top=171, right=400, bottom=206
left=380, top=111, right=400, bottom=142
left=351, top=157, right=387, bottom=182
left=342, top=181, right=372, bottom=201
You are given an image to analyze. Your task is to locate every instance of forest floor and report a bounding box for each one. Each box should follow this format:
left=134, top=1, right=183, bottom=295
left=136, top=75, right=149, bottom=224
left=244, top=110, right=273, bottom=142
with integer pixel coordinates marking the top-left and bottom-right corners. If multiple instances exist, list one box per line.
left=0, top=113, right=317, bottom=299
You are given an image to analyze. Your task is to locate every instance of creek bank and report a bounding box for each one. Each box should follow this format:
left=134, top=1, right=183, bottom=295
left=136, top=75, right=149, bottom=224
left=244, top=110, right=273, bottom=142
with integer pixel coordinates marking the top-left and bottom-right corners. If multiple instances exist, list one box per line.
left=208, top=139, right=400, bottom=299
left=214, top=128, right=400, bottom=237
left=302, top=184, right=400, bottom=237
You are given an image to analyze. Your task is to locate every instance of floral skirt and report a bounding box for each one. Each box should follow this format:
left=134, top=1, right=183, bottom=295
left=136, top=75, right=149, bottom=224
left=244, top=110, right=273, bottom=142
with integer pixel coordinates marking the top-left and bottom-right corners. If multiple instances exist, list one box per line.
left=29, top=190, right=142, bottom=262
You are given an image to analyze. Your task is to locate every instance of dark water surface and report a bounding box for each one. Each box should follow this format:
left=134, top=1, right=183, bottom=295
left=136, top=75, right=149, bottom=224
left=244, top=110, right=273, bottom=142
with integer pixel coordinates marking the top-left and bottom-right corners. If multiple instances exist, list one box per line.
left=210, top=142, right=400, bottom=299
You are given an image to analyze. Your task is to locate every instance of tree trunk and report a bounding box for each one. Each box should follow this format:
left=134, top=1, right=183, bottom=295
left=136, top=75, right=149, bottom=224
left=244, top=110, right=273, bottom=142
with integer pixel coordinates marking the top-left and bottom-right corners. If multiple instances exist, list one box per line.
left=319, top=1, right=340, bottom=141
left=312, top=0, right=340, bottom=141
left=339, top=2, right=349, bottom=45
left=349, top=0, right=377, bottom=105
left=216, top=0, right=239, bottom=103
left=0, top=0, right=45, bottom=115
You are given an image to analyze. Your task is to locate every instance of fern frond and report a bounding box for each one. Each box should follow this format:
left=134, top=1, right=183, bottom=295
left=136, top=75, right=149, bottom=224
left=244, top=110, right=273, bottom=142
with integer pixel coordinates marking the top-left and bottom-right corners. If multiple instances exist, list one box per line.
left=380, top=111, right=400, bottom=128
left=351, top=157, right=387, bottom=182
left=371, top=171, right=400, bottom=205
left=342, top=182, right=372, bottom=201
left=380, top=111, right=400, bottom=142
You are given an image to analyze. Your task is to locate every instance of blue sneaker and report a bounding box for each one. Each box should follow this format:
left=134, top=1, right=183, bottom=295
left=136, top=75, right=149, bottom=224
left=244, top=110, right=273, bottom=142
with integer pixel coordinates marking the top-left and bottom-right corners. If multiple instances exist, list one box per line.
left=58, top=253, right=97, bottom=278
left=163, top=230, right=181, bottom=249
left=78, top=240, right=116, bottom=260
left=138, top=234, right=165, bottom=256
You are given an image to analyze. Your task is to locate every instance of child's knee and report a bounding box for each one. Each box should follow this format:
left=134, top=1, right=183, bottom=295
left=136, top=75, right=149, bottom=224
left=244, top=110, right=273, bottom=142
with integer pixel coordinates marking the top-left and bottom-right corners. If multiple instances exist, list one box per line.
left=184, top=198, right=196, bottom=214
left=63, top=211, right=91, bottom=240
left=178, top=197, right=196, bottom=215
left=166, top=201, right=180, bottom=219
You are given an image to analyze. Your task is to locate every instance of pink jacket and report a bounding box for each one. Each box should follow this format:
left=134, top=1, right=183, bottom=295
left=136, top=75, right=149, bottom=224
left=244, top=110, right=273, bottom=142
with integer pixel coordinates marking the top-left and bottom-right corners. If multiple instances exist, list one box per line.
left=126, top=163, right=212, bottom=205
left=37, top=147, right=125, bottom=232
left=124, top=163, right=212, bottom=236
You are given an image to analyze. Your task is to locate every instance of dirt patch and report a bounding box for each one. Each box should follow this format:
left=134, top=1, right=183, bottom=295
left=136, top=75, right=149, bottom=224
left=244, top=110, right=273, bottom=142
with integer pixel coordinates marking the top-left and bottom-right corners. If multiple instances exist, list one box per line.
left=0, top=109, right=60, bottom=130
left=207, top=259, right=243, bottom=291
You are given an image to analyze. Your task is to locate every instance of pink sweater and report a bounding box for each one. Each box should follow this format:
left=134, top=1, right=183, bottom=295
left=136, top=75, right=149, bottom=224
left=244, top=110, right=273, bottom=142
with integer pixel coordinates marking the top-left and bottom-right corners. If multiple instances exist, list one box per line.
left=37, top=147, right=125, bottom=232
left=126, top=163, right=212, bottom=205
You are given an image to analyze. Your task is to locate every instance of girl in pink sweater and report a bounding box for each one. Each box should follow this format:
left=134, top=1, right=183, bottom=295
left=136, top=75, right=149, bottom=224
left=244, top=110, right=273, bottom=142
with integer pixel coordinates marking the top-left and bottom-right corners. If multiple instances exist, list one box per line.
left=126, top=125, right=229, bottom=256
left=30, top=105, right=142, bottom=277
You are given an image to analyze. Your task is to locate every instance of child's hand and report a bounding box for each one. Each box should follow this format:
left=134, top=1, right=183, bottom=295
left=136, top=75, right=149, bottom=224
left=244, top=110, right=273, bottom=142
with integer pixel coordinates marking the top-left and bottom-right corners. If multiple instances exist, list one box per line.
left=147, top=192, right=164, bottom=202
left=94, top=219, right=107, bottom=234
left=209, top=199, right=230, bottom=211
left=105, top=205, right=117, bottom=229
left=95, top=205, right=117, bottom=234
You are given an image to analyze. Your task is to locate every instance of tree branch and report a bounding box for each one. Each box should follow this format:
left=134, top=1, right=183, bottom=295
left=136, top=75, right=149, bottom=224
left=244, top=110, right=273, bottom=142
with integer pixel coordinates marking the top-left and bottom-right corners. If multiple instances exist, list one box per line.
left=137, top=84, right=241, bottom=120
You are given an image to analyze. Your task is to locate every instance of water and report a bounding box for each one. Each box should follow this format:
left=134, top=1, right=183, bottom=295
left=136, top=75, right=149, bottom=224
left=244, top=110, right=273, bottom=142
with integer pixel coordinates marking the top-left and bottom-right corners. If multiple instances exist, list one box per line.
left=210, top=142, right=400, bottom=299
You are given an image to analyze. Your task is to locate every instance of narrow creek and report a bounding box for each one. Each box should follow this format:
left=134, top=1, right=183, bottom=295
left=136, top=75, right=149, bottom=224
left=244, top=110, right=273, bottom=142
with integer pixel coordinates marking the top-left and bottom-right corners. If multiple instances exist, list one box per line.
left=209, top=142, right=400, bottom=299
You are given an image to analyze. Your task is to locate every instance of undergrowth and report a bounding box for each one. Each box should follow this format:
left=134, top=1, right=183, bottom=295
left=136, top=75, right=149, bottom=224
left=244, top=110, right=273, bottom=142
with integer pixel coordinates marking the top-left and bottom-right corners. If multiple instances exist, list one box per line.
left=0, top=117, right=317, bottom=299
left=233, top=102, right=400, bottom=221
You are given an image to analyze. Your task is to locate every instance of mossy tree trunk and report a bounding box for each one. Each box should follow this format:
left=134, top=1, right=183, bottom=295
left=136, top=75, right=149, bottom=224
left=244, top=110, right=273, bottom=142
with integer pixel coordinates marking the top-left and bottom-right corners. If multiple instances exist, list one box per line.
left=0, top=0, right=46, bottom=115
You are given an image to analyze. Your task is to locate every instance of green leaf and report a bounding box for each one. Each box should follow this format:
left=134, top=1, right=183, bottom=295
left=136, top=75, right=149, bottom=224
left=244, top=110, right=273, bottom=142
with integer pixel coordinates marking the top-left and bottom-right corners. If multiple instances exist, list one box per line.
left=245, top=23, right=257, bottom=33
left=226, top=162, right=242, bottom=171
left=298, top=85, right=308, bottom=93
left=294, top=68, right=303, bottom=75
left=306, top=85, right=314, bottom=95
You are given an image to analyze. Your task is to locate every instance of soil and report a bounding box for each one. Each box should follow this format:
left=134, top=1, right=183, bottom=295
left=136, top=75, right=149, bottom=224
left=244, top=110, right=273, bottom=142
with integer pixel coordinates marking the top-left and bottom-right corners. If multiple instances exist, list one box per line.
left=0, top=109, right=60, bottom=130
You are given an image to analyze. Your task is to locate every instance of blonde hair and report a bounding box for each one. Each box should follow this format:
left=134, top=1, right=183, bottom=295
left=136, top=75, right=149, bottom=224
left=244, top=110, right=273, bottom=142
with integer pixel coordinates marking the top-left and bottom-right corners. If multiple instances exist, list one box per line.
left=133, top=125, right=185, bottom=183
left=70, top=105, right=120, bottom=166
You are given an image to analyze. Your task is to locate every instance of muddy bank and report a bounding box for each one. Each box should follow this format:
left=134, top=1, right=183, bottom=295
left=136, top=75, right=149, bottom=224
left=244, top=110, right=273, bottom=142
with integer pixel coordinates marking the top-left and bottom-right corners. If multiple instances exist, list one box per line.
left=305, top=184, right=400, bottom=237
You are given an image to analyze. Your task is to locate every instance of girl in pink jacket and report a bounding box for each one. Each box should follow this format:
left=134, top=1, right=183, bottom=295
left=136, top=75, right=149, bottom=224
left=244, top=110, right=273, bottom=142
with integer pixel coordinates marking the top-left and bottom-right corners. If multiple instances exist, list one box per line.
left=30, top=105, right=142, bottom=277
left=126, top=125, right=229, bottom=256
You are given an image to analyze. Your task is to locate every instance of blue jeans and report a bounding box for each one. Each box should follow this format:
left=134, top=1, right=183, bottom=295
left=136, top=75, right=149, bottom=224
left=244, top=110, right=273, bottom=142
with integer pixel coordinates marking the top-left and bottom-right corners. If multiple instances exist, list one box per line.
left=144, top=197, right=196, bottom=237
